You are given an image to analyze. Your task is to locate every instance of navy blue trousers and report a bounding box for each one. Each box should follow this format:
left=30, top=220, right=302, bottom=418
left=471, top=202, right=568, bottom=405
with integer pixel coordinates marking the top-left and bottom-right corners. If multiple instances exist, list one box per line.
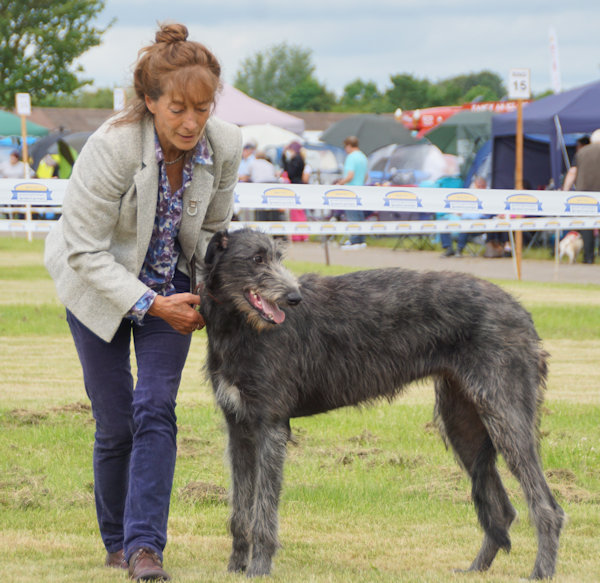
left=67, top=271, right=192, bottom=561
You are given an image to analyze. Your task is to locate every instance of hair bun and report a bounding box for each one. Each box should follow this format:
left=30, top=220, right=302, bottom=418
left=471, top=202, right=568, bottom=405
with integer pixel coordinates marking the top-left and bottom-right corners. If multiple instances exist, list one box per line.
left=155, top=22, right=189, bottom=44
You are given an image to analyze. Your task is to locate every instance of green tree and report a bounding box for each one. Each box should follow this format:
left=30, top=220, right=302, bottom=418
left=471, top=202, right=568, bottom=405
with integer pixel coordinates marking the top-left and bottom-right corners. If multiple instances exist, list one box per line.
left=385, top=74, right=434, bottom=110
left=337, top=79, right=391, bottom=112
left=42, top=87, right=117, bottom=108
left=285, top=78, right=336, bottom=111
left=384, top=70, right=507, bottom=111
left=461, top=84, right=500, bottom=104
left=0, top=0, right=113, bottom=108
left=234, top=43, right=331, bottom=111
left=435, top=71, right=506, bottom=104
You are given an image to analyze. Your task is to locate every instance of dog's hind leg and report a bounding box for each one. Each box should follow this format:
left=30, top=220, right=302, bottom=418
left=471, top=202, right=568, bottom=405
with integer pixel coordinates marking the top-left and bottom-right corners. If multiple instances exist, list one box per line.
left=435, top=377, right=517, bottom=573
left=226, top=416, right=257, bottom=573
left=246, top=420, right=290, bottom=578
left=482, top=408, right=564, bottom=580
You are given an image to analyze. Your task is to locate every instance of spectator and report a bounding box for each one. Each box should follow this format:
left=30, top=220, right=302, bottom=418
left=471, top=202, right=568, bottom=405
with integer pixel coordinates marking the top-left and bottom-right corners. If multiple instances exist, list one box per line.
left=238, top=140, right=257, bottom=182
left=249, top=150, right=278, bottom=184
left=569, top=129, right=600, bottom=263
left=0, top=150, right=26, bottom=178
left=562, top=135, right=590, bottom=192
left=44, top=22, right=242, bottom=581
left=250, top=152, right=285, bottom=223
left=281, top=141, right=305, bottom=184
left=282, top=142, right=309, bottom=241
left=336, top=136, right=368, bottom=249
left=483, top=177, right=532, bottom=258
left=440, top=176, right=487, bottom=257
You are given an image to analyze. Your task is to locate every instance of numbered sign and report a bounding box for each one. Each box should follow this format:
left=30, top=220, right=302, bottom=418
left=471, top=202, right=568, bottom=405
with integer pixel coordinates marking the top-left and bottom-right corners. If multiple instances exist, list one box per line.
left=15, top=93, right=32, bottom=116
left=508, top=68, right=531, bottom=100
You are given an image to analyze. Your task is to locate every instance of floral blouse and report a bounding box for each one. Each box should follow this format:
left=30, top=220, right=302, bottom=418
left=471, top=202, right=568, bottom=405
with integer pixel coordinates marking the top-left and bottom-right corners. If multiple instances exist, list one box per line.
left=127, top=133, right=212, bottom=324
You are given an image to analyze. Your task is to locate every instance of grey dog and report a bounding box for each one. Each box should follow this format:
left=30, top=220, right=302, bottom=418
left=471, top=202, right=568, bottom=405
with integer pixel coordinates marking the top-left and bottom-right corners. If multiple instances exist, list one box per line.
left=200, top=228, right=564, bottom=579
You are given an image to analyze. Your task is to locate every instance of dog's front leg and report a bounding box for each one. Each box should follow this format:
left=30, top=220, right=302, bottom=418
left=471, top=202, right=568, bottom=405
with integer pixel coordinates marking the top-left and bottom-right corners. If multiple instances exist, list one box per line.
left=246, top=421, right=289, bottom=578
left=226, top=416, right=257, bottom=573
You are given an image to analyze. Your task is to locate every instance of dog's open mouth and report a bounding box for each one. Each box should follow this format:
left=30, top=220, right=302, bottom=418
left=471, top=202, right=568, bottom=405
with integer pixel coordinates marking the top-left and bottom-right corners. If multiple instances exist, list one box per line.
left=245, top=290, right=286, bottom=324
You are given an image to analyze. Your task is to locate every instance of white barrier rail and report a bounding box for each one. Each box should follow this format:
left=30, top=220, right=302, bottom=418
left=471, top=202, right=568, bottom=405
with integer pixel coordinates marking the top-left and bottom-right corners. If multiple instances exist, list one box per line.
left=2, top=179, right=600, bottom=239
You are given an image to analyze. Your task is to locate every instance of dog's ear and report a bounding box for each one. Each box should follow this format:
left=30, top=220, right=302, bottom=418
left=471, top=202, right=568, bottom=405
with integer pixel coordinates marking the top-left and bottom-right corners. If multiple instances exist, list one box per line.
left=204, top=231, right=230, bottom=266
left=274, top=235, right=290, bottom=259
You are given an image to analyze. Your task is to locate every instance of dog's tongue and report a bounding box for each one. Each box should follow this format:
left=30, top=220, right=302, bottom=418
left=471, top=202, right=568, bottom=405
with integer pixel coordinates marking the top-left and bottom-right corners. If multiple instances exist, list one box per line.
left=262, top=298, right=286, bottom=324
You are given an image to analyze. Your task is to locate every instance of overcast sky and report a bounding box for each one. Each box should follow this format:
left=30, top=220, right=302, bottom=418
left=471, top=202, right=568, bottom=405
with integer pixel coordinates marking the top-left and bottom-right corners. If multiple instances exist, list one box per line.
left=76, top=0, right=600, bottom=100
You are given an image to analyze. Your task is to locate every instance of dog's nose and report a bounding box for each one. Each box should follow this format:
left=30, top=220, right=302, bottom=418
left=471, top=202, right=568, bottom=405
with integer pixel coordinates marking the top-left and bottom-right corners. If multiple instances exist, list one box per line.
left=286, top=291, right=302, bottom=306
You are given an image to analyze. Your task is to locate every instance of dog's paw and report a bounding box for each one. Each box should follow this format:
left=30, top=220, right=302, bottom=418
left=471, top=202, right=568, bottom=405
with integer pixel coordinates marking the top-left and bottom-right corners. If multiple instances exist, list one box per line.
left=228, top=554, right=248, bottom=574
left=246, top=556, right=272, bottom=578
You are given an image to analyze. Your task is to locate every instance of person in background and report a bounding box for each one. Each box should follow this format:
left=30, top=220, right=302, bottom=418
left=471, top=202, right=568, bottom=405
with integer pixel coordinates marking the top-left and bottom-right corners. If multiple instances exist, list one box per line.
left=36, top=154, right=60, bottom=178
left=0, top=150, right=26, bottom=178
left=561, top=135, right=590, bottom=192
left=440, top=176, right=487, bottom=257
left=282, top=141, right=309, bottom=241
left=336, top=135, right=368, bottom=249
left=250, top=151, right=285, bottom=223
left=281, top=141, right=305, bottom=184
left=44, top=22, right=242, bottom=581
left=483, top=177, right=533, bottom=258
left=301, top=151, right=313, bottom=185
left=237, top=140, right=257, bottom=182
left=568, top=129, right=600, bottom=263
left=249, top=150, right=278, bottom=184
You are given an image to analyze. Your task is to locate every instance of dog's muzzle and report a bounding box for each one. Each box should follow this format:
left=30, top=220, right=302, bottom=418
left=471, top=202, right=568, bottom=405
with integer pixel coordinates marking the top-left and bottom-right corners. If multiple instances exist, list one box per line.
left=286, top=291, right=302, bottom=306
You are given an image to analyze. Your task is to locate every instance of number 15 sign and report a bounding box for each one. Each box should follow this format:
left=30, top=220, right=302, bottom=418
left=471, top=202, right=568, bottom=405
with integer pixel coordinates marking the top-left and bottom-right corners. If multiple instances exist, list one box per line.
left=508, top=68, right=531, bottom=100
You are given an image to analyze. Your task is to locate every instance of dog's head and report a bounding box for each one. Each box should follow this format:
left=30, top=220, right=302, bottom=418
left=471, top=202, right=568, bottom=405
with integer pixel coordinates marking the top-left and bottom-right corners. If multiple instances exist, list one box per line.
left=203, top=229, right=302, bottom=330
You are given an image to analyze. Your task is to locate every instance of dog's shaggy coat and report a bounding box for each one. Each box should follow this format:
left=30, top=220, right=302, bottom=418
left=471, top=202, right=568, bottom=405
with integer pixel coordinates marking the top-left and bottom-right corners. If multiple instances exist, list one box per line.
left=200, top=228, right=564, bottom=579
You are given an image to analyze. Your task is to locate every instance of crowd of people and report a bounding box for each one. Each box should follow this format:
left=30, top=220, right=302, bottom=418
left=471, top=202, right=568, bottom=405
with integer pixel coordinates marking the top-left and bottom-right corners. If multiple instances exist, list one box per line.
left=236, top=134, right=369, bottom=247
left=233, top=130, right=600, bottom=263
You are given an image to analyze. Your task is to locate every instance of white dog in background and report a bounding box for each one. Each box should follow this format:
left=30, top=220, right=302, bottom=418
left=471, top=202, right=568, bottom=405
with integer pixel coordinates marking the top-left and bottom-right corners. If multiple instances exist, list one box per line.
left=558, top=231, right=583, bottom=263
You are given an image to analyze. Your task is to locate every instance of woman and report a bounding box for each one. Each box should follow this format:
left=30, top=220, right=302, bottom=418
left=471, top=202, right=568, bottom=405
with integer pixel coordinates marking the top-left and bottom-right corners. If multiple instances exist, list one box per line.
left=282, top=141, right=308, bottom=241
left=44, top=23, right=242, bottom=581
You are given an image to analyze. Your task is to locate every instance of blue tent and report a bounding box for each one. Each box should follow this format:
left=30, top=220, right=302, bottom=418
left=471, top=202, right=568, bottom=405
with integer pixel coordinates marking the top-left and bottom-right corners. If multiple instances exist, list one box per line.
left=491, top=79, right=600, bottom=189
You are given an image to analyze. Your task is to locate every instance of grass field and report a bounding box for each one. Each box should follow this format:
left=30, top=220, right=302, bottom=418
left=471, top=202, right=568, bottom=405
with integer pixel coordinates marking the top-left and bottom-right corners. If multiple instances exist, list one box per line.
left=1, top=236, right=599, bottom=582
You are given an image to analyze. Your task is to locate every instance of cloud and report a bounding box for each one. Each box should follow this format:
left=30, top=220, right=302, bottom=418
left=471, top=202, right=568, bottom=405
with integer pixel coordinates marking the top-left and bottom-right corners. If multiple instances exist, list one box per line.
left=75, top=1, right=600, bottom=97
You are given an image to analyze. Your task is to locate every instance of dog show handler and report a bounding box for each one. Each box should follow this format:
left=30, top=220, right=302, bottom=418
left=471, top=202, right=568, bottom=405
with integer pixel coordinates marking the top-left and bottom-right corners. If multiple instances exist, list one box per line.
left=44, top=22, right=241, bottom=581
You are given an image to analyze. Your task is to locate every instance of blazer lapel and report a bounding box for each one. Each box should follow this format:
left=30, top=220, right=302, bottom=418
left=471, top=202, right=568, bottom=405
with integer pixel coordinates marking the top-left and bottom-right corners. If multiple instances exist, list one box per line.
left=135, top=119, right=159, bottom=270
left=178, top=163, right=215, bottom=262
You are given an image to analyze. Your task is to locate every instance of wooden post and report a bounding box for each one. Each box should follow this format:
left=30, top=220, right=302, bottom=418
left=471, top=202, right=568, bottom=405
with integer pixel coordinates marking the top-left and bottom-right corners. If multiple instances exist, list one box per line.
left=20, top=115, right=29, bottom=178
left=20, top=114, right=32, bottom=241
left=15, top=93, right=33, bottom=240
left=514, top=98, right=524, bottom=280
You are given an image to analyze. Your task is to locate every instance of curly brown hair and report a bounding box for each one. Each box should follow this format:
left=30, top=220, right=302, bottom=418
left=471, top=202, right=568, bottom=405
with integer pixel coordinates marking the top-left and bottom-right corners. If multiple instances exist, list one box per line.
left=114, top=22, right=222, bottom=125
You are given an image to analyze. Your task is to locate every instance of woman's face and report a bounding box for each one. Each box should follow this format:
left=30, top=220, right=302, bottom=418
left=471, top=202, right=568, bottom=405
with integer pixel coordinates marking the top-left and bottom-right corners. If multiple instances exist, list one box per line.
left=145, top=92, right=212, bottom=158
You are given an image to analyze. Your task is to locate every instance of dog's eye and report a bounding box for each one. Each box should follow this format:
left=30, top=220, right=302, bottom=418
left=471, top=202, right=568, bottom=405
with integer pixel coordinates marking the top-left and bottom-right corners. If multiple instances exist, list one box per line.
left=253, top=255, right=264, bottom=264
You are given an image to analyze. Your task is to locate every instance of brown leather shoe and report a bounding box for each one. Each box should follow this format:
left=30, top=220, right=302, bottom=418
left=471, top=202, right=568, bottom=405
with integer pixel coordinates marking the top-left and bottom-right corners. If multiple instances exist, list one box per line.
left=128, top=548, right=170, bottom=581
left=105, top=549, right=128, bottom=569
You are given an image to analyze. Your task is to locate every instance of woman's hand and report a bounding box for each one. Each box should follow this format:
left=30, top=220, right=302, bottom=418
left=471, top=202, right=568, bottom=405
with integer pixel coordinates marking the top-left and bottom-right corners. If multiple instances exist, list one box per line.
left=148, top=293, right=205, bottom=334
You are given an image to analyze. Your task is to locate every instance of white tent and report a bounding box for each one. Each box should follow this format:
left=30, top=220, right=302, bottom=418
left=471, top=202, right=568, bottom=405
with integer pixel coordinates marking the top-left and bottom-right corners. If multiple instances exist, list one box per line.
left=214, top=83, right=305, bottom=134
left=240, top=124, right=303, bottom=151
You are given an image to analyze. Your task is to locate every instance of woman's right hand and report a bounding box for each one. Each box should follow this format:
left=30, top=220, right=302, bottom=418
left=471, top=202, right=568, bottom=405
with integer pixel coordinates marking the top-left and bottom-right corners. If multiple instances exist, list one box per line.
left=148, top=293, right=204, bottom=334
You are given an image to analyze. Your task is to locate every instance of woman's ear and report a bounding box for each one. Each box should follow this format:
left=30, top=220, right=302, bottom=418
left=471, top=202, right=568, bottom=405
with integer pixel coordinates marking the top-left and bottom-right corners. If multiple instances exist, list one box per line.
left=145, top=95, right=156, bottom=114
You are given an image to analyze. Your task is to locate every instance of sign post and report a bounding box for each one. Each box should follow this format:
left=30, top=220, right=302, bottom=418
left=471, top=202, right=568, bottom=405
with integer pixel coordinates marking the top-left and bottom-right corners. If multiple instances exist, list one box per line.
left=15, top=93, right=33, bottom=240
left=508, top=69, right=531, bottom=280
left=15, top=93, right=31, bottom=178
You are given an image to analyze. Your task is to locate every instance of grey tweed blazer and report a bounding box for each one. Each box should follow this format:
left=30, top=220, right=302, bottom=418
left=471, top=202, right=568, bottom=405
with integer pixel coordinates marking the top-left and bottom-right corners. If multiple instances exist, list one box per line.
left=44, top=114, right=242, bottom=342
